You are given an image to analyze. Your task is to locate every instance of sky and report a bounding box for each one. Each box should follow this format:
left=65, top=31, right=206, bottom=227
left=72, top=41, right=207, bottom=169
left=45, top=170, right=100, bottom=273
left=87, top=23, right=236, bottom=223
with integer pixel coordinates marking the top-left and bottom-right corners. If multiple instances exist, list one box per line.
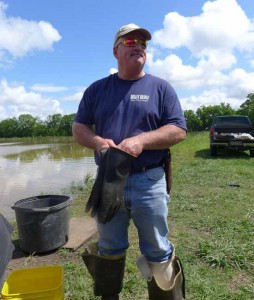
left=0, top=0, right=254, bottom=121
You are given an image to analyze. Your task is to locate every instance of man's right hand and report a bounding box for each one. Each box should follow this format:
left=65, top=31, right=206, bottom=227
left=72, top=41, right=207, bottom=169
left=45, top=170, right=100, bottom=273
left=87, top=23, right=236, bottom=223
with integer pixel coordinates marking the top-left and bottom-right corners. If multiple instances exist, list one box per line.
left=93, top=137, right=117, bottom=152
left=72, top=122, right=117, bottom=151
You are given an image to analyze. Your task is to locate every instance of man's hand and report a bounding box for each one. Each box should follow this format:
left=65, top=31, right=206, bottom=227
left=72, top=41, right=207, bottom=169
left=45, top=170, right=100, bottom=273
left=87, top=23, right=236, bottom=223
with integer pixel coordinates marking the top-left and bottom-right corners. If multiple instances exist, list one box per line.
left=117, top=124, right=186, bottom=156
left=117, top=136, right=143, bottom=157
left=72, top=122, right=117, bottom=151
left=94, top=137, right=117, bottom=152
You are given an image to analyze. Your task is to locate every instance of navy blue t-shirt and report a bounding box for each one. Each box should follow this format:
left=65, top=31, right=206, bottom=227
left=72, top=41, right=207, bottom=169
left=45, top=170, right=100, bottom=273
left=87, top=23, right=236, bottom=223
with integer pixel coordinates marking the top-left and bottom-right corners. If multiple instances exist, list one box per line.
left=75, top=73, right=187, bottom=168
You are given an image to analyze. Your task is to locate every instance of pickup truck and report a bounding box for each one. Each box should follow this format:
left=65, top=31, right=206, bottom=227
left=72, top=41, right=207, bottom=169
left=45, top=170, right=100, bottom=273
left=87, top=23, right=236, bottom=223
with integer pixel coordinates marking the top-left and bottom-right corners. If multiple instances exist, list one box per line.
left=209, top=115, right=254, bottom=157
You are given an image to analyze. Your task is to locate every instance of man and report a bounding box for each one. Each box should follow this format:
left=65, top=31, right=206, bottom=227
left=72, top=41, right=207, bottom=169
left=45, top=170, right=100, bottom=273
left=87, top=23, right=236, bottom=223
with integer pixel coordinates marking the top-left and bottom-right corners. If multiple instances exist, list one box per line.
left=72, top=23, right=187, bottom=300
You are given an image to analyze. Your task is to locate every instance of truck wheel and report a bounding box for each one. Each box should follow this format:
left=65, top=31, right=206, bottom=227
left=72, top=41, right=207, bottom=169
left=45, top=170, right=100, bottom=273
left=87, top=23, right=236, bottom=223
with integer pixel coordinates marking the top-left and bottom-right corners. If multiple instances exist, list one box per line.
left=250, top=150, right=254, bottom=157
left=210, top=145, right=217, bottom=157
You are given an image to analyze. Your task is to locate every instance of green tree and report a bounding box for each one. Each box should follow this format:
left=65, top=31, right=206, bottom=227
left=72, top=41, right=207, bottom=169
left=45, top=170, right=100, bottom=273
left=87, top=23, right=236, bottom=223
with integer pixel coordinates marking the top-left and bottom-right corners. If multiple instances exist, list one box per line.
left=32, top=118, right=48, bottom=137
left=59, top=114, right=75, bottom=136
left=0, top=118, right=19, bottom=138
left=237, top=93, right=254, bottom=124
left=17, top=114, right=37, bottom=137
left=184, top=110, right=201, bottom=132
left=46, top=114, right=63, bottom=136
left=196, top=103, right=235, bottom=130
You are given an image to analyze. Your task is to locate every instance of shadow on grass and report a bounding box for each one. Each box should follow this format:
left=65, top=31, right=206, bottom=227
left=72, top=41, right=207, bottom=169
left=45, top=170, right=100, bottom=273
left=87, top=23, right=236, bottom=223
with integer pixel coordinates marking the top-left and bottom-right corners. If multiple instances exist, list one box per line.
left=195, top=148, right=251, bottom=159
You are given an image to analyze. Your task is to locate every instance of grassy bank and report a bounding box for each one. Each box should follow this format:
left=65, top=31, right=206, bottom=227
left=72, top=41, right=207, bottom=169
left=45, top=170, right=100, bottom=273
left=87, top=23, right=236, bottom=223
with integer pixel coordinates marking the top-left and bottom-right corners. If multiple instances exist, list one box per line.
left=168, top=132, right=254, bottom=300
left=11, top=132, right=254, bottom=299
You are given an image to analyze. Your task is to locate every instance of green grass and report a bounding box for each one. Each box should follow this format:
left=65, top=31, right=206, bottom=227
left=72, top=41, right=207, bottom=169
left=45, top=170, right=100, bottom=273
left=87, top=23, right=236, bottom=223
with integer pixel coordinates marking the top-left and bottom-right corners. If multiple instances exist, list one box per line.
left=168, top=132, right=254, bottom=300
left=10, top=132, right=254, bottom=299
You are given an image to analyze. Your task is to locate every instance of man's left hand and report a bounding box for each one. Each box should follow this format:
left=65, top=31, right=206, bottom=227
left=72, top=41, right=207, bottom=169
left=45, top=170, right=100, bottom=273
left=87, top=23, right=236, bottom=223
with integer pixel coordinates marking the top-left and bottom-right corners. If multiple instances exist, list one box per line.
left=117, top=136, right=143, bottom=157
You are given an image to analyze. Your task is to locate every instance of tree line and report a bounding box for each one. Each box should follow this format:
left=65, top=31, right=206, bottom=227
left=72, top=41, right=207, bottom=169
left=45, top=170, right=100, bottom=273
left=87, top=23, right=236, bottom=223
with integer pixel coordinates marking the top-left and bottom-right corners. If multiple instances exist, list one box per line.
left=0, top=113, right=75, bottom=138
left=185, top=93, right=254, bottom=131
left=0, top=94, right=253, bottom=138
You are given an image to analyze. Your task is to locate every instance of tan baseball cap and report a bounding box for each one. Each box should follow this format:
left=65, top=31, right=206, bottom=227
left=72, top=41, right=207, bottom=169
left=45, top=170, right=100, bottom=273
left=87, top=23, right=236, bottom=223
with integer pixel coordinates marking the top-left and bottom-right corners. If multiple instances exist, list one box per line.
left=113, top=23, right=152, bottom=46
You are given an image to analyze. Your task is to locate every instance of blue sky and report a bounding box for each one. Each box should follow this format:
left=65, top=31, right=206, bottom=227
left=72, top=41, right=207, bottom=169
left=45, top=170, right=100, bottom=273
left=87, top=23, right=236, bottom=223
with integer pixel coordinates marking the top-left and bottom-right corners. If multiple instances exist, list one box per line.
left=0, top=0, right=254, bottom=120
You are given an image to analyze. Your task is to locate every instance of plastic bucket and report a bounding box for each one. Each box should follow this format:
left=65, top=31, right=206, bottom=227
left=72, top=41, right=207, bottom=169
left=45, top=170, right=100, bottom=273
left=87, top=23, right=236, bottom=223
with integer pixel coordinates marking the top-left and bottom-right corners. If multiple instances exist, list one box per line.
left=12, top=195, right=71, bottom=253
left=1, top=265, right=64, bottom=299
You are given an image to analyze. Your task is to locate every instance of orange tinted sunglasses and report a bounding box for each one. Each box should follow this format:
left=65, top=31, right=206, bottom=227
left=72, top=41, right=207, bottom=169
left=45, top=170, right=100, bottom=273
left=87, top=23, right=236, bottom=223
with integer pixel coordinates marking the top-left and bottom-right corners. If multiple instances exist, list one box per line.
left=121, top=38, right=147, bottom=49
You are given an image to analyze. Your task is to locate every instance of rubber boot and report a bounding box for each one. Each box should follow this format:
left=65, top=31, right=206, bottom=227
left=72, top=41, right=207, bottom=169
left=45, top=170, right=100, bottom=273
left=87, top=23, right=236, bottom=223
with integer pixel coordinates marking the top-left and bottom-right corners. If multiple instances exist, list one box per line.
left=81, top=243, right=125, bottom=299
left=85, top=148, right=108, bottom=217
left=147, top=256, right=185, bottom=300
left=97, top=147, right=135, bottom=224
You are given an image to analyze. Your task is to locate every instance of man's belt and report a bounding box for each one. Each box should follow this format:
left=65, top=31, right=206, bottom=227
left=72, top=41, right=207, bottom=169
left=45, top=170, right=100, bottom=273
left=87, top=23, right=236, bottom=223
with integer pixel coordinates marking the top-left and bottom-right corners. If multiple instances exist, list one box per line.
left=130, top=162, right=163, bottom=174
left=129, top=148, right=172, bottom=194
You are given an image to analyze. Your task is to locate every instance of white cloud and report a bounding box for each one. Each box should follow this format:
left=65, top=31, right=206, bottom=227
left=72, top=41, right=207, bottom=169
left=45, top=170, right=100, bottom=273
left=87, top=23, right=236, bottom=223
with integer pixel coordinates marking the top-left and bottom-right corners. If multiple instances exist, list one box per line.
left=181, top=89, right=242, bottom=112
left=110, top=67, right=118, bottom=74
left=62, top=90, right=84, bottom=102
left=225, top=68, right=254, bottom=98
left=30, top=84, right=68, bottom=93
left=152, top=0, right=254, bottom=56
left=0, top=79, right=62, bottom=120
left=0, top=2, right=61, bottom=61
left=147, top=0, right=254, bottom=111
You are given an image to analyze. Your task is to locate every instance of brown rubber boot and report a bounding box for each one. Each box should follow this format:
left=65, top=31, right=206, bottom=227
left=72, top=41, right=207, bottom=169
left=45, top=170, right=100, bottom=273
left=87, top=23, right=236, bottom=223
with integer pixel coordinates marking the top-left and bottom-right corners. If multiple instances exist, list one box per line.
left=82, top=243, right=125, bottom=299
left=147, top=255, right=185, bottom=300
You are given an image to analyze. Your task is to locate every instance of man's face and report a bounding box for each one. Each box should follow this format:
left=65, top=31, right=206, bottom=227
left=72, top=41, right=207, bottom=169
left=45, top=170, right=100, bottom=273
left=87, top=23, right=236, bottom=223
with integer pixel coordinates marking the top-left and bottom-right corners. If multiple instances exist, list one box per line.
left=114, top=31, right=147, bottom=70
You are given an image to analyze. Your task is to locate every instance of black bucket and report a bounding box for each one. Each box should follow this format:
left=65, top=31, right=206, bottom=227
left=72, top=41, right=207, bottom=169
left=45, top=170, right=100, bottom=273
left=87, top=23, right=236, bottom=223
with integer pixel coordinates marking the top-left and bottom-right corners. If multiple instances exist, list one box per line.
left=12, top=195, right=71, bottom=253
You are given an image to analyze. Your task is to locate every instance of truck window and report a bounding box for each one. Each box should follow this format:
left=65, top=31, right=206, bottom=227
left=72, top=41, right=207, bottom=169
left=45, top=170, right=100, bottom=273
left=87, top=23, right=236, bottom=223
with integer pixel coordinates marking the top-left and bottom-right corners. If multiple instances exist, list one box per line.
left=214, top=117, right=250, bottom=127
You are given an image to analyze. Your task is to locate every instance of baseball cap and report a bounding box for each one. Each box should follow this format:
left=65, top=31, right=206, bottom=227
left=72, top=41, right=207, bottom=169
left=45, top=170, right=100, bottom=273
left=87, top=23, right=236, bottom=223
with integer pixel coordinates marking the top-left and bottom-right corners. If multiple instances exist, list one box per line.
left=113, top=23, right=152, bottom=47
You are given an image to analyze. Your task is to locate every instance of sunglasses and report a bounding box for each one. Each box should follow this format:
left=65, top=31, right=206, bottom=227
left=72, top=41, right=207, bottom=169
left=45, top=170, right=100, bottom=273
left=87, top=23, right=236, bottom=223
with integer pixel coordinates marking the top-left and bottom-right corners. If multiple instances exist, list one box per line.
left=120, top=39, right=147, bottom=49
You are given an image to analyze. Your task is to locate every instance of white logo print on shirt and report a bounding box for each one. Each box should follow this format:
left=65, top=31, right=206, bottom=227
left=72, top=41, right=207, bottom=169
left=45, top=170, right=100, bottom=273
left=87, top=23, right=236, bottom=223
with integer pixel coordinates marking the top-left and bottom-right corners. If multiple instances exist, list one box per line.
left=130, top=94, right=150, bottom=102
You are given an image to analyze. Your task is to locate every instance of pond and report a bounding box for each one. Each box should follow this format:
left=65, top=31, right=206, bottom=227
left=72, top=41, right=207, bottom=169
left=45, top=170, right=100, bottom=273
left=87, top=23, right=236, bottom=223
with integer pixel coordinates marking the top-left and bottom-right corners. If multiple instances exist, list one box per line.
left=0, top=141, right=97, bottom=220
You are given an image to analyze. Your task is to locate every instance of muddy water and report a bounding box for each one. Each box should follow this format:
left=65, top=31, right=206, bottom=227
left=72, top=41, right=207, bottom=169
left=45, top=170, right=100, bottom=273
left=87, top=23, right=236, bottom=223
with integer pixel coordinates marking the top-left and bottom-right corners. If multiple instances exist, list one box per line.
left=0, top=141, right=97, bottom=220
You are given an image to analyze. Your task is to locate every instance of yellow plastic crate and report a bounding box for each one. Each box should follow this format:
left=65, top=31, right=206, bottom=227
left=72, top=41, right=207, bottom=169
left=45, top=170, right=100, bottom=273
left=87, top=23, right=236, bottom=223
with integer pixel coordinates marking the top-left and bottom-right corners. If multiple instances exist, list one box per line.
left=1, top=265, right=64, bottom=300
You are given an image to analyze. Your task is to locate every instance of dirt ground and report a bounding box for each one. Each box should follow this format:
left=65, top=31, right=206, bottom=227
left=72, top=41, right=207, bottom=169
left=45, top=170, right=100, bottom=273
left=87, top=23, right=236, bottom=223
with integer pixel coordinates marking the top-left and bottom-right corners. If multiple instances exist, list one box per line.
left=6, top=245, right=78, bottom=274
left=5, top=232, right=99, bottom=279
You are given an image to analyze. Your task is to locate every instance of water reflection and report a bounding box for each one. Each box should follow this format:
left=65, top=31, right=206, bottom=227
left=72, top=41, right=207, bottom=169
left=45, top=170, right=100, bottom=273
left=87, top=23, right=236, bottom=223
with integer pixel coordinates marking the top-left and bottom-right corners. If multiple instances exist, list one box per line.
left=0, top=142, right=97, bottom=220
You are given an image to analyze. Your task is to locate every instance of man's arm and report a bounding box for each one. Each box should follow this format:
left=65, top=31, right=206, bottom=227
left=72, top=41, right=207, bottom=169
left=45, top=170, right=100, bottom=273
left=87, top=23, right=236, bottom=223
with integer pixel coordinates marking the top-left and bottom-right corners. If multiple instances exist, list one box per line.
left=72, top=121, right=116, bottom=151
left=117, top=124, right=186, bottom=157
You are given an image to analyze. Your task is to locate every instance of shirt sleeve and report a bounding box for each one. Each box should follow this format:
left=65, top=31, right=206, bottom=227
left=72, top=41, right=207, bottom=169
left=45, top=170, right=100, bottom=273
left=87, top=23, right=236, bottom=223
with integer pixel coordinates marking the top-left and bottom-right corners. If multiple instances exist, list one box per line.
left=161, top=82, right=187, bottom=131
left=74, top=84, right=95, bottom=125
